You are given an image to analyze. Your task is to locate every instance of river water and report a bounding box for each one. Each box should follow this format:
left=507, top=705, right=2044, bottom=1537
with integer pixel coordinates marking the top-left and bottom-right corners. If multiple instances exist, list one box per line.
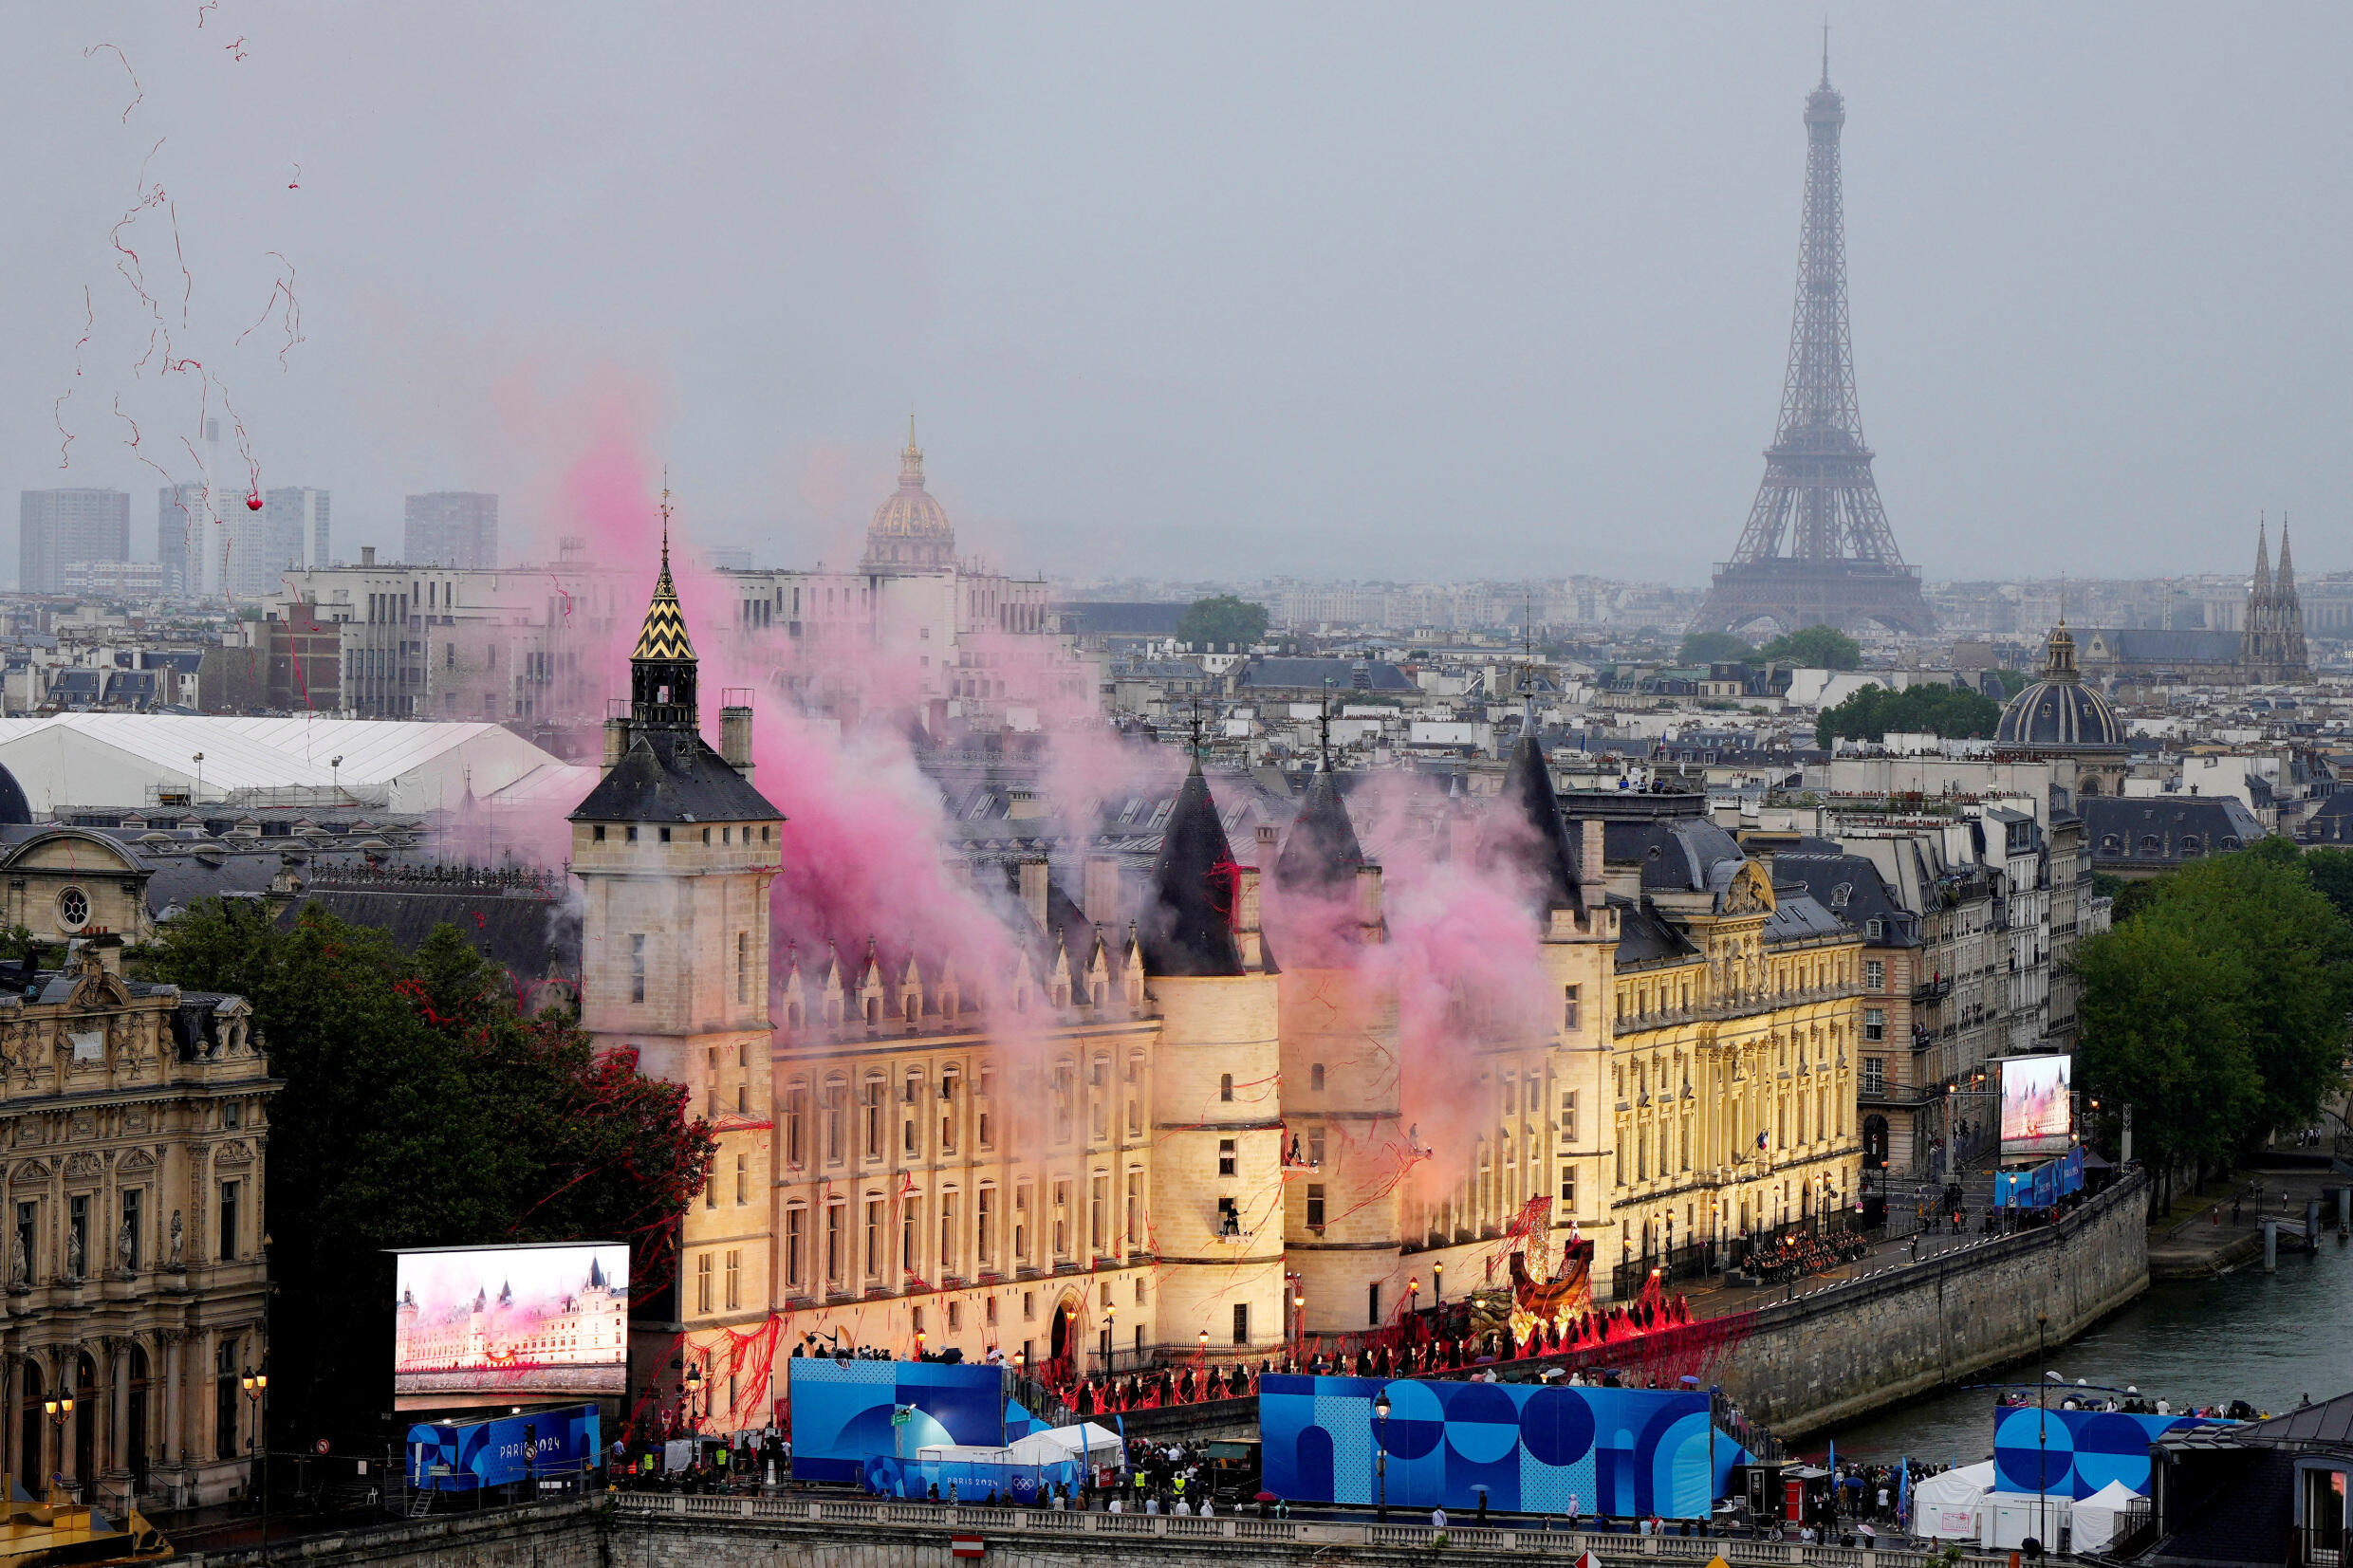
left=1813, top=1226, right=2353, bottom=1464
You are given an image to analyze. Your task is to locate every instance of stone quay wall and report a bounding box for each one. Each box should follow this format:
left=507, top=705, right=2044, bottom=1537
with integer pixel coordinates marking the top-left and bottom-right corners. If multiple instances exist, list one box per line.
left=174, top=1497, right=603, bottom=1568
left=1707, top=1169, right=2151, bottom=1436
left=172, top=1494, right=2028, bottom=1568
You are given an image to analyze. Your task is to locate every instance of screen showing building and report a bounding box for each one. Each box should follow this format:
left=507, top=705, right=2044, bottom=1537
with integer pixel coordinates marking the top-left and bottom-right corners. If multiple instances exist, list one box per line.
left=394, top=1243, right=629, bottom=1400
left=1999, top=1055, right=2073, bottom=1157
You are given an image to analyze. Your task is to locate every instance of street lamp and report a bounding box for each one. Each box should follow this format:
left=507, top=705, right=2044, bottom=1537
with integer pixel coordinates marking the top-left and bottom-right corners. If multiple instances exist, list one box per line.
left=1433, top=1262, right=1444, bottom=1303
left=42, top=1393, right=72, bottom=1501
left=2035, top=1313, right=2049, bottom=1553
left=1373, top=1390, right=1392, bottom=1522
left=683, top=1363, right=704, bottom=1433
left=240, top=1364, right=269, bottom=1552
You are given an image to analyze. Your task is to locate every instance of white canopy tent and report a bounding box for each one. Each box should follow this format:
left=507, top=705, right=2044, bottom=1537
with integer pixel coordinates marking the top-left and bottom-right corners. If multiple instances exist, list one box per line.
left=2070, top=1480, right=2144, bottom=1553
left=1910, top=1461, right=1994, bottom=1540
left=1005, top=1423, right=1125, bottom=1469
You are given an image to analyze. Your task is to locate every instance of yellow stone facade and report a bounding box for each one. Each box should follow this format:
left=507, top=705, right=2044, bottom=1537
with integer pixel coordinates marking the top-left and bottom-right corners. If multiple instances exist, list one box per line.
left=1606, top=860, right=1865, bottom=1274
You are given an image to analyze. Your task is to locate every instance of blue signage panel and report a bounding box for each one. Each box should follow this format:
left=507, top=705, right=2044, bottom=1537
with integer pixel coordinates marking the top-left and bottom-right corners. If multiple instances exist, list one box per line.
left=787, top=1358, right=1010, bottom=1484
left=406, top=1403, right=601, bottom=1491
left=1990, top=1406, right=2207, bottom=1498
left=1260, top=1374, right=1748, bottom=1518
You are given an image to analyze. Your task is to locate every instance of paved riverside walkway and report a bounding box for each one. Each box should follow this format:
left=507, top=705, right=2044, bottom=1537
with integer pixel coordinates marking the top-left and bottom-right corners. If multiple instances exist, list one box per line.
left=2146, top=1158, right=2348, bottom=1280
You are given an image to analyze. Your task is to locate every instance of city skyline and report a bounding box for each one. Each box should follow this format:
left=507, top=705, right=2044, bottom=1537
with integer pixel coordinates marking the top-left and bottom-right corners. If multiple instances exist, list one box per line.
left=7, top=7, right=2352, bottom=589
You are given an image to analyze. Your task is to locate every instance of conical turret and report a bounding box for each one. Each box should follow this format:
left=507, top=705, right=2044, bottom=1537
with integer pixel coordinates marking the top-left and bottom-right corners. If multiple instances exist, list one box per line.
left=1274, top=765, right=1363, bottom=896
left=1491, top=730, right=1582, bottom=913
left=1139, top=753, right=1244, bottom=977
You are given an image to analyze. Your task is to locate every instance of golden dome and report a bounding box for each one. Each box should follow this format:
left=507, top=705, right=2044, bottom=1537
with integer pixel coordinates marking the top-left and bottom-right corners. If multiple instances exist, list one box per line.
left=863, top=417, right=954, bottom=567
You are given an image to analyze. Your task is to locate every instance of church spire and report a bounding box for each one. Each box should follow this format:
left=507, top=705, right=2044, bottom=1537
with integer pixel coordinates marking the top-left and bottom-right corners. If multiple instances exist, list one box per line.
left=630, top=478, right=698, bottom=728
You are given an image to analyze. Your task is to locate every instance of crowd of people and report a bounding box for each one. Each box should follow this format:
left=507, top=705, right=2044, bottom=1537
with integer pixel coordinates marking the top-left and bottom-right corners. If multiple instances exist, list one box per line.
left=606, top=1429, right=787, bottom=1494
left=1742, top=1228, right=1869, bottom=1284
left=1057, top=1294, right=1699, bottom=1415
left=1995, top=1377, right=2267, bottom=1421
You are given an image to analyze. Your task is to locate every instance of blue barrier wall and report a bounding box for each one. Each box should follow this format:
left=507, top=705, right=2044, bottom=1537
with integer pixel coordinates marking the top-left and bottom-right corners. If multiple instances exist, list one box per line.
left=406, top=1404, right=601, bottom=1491
left=1990, top=1406, right=2205, bottom=1498
left=1260, top=1375, right=1747, bottom=1518
left=787, top=1359, right=1009, bottom=1485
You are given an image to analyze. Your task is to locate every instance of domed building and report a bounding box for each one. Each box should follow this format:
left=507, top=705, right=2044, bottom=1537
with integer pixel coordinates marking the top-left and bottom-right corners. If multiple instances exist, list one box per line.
left=862, top=418, right=956, bottom=569
left=1996, top=620, right=2128, bottom=796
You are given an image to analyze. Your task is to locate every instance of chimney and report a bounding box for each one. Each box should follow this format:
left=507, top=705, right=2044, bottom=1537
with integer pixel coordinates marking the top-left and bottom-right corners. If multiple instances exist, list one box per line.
left=602, top=716, right=630, bottom=775
left=1235, top=866, right=1265, bottom=970
left=720, top=704, right=754, bottom=780
left=1579, top=819, right=1608, bottom=906
left=1017, top=858, right=1049, bottom=932
left=1083, top=854, right=1121, bottom=929
left=1254, top=821, right=1278, bottom=868
left=360, top=544, right=376, bottom=567
left=1356, top=863, right=1384, bottom=932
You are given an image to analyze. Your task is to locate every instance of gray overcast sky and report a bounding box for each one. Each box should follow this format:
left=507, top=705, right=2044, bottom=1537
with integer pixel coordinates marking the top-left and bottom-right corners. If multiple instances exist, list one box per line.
left=6, top=4, right=2350, bottom=585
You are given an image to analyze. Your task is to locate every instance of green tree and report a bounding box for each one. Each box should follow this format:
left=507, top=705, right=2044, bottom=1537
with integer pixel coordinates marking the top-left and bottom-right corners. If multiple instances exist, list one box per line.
left=151, top=903, right=713, bottom=1445
left=2300, top=846, right=2353, bottom=930
left=2074, top=839, right=2353, bottom=1196
left=1677, top=631, right=1754, bottom=666
left=1175, top=595, right=1269, bottom=649
left=2075, top=912, right=2259, bottom=1215
left=1815, top=683, right=2003, bottom=747
left=1756, top=625, right=1862, bottom=669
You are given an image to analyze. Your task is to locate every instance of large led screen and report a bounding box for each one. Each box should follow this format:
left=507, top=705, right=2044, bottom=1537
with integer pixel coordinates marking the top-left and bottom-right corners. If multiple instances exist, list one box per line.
left=1999, top=1054, right=2073, bottom=1157
left=394, top=1243, right=629, bottom=1399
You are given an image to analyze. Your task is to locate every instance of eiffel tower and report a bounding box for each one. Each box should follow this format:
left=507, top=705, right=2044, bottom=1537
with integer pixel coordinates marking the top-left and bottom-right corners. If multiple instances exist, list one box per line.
left=1692, top=43, right=1936, bottom=637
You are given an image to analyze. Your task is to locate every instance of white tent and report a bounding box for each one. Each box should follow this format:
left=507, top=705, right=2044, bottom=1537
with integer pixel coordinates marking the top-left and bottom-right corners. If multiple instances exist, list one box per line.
left=1910, top=1461, right=1994, bottom=1540
left=2070, top=1480, right=2144, bottom=1553
left=1005, top=1423, right=1125, bottom=1469
left=0, top=713, right=565, bottom=814
left=1980, top=1492, right=2072, bottom=1550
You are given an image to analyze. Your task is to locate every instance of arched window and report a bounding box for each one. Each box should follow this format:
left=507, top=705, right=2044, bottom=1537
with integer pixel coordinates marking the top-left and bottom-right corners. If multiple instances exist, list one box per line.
left=2140, top=835, right=2162, bottom=856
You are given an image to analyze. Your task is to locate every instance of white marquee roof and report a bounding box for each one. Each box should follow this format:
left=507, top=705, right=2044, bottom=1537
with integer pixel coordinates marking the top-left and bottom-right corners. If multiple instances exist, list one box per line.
left=0, top=714, right=566, bottom=814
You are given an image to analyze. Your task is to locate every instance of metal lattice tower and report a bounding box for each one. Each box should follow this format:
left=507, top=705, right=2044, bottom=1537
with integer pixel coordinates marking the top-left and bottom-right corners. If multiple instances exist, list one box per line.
left=1693, top=42, right=1936, bottom=637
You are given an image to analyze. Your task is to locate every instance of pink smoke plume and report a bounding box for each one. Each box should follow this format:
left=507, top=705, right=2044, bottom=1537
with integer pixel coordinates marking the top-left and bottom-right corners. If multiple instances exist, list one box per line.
left=1260, top=770, right=1558, bottom=1201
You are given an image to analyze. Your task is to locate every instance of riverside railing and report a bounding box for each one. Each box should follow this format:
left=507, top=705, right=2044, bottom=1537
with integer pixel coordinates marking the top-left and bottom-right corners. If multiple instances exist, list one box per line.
left=614, top=1492, right=2012, bottom=1568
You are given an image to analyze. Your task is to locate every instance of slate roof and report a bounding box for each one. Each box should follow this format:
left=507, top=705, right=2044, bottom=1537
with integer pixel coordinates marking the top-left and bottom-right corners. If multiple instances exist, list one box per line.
left=1054, top=601, right=1192, bottom=636
left=1611, top=895, right=1695, bottom=966
left=1772, top=852, right=1921, bottom=947
left=1235, top=657, right=1417, bottom=692
left=2079, top=627, right=2242, bottom=665
left=2081, top=796, right=2261, bottom=865
left=568, top=729, right=782, bottom=825
left=1138, top=759, right=1245, bottom=977
left=279, top=887, right=582, bottom=986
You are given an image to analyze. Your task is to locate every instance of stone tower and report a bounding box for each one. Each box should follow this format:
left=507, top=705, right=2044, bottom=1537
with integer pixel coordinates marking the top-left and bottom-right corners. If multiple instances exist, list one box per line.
left=568, top=503, right=785, bottom=1423
left=1139, top=753, right=1286, bottom=1360
left=1494, top=724, right=1620, bottom=1292
left=1270, top=759, right=1402, bottom=1342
